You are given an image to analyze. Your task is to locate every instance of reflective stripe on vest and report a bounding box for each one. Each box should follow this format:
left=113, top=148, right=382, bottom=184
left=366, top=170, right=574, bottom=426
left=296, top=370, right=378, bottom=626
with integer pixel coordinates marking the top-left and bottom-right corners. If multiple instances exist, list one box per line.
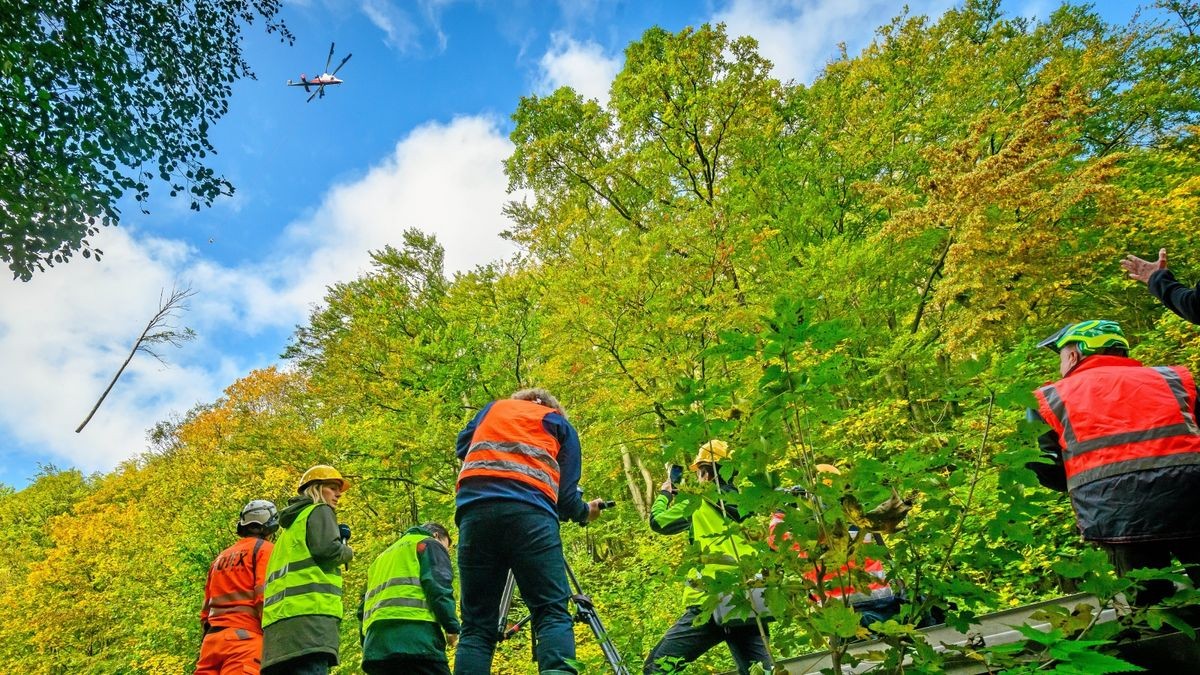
left=1035, top=361, right=1200, bottom=491
left=262, top=504, right=343, bottom=626
left=457, top=399, right=563, bottom=502
left=201, top=537, right=269, bottom=631
left=768, top=513, right=893, bottom=604
left=362, top=532, right=437, bottom=633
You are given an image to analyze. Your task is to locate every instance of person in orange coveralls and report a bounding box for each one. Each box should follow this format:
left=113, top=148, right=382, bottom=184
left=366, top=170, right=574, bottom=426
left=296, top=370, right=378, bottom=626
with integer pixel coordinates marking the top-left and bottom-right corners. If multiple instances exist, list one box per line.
left=195, top=499, right=278, bottom=674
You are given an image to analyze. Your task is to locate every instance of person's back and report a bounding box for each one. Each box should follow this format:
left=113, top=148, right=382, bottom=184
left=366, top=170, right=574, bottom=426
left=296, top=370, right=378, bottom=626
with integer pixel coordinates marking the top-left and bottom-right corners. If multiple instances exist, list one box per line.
left=195, top=500, right=277, bottom=675
left=360, top=523, right=460, bottom=675
left=1031, top=321, right=1200, bottom=605
left=1035, top=353, right=1200, bottom=542
left=453, top=388, right=603, bottom=675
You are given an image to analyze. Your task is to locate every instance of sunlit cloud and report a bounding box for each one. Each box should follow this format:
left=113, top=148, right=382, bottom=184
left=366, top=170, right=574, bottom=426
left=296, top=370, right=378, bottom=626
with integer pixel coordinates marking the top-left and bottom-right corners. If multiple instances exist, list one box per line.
left=536, top=33, right=621, bottom=105
left=713, top=0, right=955, bottom=83
left=361, top=0, right=421, bottom=52
left=0, top=115, right=516, bottom=476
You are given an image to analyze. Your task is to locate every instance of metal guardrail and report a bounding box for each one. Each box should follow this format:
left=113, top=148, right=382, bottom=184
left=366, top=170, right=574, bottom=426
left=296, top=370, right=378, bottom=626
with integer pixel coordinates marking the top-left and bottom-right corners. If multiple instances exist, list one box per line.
left=768, top=593, right=1117, bottom=674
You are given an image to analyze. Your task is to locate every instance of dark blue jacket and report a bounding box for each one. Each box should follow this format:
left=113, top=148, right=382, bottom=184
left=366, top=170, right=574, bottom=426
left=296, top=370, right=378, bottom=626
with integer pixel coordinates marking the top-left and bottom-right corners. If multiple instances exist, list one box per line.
left=455, top=400, right=590, bottom=525
left=1149, top=268, right=1200, bottom=324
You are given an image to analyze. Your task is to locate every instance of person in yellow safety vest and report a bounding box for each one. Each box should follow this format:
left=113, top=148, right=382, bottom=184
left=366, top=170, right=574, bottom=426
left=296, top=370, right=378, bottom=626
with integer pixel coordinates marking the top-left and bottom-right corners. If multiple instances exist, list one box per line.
left=195, top=499, right=277, bottom=675
left=644, top=440, right=771, bottom=675
left=359, top=522, right=461, bottom=675
left=261, top=465, right=354, bottom=675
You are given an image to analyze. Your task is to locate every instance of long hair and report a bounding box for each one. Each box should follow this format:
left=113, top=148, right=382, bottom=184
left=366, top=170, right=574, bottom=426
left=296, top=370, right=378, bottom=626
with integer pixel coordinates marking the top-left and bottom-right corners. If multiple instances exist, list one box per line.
left=302, top=482, right=335, bottom=507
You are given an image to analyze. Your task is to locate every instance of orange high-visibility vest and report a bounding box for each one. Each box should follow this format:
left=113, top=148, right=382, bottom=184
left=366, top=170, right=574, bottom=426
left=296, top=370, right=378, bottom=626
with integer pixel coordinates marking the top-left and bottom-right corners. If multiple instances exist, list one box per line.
left=458, top=399, right=562, bottom=502
left=201, top=537, right=273, bottom=632
left=768, top=512, right=893, bottom=604
left=1035, top=356, right=1200, bottom=491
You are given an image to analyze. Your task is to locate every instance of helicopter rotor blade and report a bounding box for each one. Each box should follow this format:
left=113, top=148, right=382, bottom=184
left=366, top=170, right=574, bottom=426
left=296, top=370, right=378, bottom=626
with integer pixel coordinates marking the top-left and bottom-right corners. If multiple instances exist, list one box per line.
left=325, top=42, right=335, bottom=73
left=331, top=53, right=352, bottom=77
left=307, top=86, right=320, bottom=103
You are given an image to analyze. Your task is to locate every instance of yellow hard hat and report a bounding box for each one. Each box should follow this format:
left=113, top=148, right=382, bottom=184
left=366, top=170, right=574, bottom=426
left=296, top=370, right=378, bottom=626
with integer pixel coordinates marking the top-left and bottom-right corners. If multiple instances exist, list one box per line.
left=814, top=463, right=841, bottom=486
left=298, top=465, right=350, bottom=494
left=690, top=439, right=731, bottom=470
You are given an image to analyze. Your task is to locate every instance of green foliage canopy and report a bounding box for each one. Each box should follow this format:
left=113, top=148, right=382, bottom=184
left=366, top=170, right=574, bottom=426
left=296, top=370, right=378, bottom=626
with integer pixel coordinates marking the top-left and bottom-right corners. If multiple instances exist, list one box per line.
left=0, top=0, right=292, bottom=280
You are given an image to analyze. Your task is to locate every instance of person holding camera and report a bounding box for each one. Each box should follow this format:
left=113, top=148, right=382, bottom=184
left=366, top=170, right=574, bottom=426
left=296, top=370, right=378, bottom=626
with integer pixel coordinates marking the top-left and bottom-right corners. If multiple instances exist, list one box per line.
left=195, top=499, right=277, bottom=675
left=453, top=387, right=605, bottom=675
left=644, top=440, right=771, bottom=675
left=261, top=465, right=354, bottom=675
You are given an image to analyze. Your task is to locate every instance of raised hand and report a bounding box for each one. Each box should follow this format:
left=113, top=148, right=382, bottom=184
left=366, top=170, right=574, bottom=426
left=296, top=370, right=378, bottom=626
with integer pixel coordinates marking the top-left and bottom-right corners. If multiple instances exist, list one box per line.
left=1121, top=248, right=1167, bottom=285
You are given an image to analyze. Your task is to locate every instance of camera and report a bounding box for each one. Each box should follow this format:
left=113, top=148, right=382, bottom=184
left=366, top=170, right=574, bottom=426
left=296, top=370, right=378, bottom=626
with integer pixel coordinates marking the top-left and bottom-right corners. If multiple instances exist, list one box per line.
left=669, top=464, right=684, bottom=486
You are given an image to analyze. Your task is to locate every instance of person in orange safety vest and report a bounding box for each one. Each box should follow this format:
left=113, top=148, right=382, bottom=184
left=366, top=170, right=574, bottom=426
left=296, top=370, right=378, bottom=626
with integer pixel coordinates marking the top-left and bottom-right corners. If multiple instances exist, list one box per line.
left=195, top=499, right=278, bottom=675
left=766, top=465, right=899, bottom=628
left=1029, top=320, right=1200, bottom=606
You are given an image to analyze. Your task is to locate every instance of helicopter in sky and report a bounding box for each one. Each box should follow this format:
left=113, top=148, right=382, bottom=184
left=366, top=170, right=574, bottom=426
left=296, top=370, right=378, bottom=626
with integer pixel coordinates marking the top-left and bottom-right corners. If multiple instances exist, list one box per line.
left=287, top=43, right=352, bottom=102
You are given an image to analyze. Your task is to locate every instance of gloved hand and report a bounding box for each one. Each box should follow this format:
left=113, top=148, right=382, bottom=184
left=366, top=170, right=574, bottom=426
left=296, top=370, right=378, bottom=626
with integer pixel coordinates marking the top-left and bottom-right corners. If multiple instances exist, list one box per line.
left=338, top=524, right=351, bottom=542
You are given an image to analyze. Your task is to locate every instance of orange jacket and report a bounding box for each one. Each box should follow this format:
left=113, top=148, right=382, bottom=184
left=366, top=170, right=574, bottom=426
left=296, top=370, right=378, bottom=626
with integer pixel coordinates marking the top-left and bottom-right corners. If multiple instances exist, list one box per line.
left=200, top=536, right=273, bottom=632
left=1035, top=357, right=1200, bottom=491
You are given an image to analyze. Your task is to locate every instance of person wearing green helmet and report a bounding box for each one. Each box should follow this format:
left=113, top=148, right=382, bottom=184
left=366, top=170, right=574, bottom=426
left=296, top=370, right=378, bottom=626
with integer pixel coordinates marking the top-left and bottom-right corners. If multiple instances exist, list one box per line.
left=1122, top=248, right=1200, bottom=324
left=1027, top=320, right=1200, bottom=606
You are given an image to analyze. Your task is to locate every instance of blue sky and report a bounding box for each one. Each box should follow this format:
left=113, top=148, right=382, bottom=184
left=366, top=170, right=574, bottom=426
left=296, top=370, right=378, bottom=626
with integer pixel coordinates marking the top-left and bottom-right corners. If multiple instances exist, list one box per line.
left=0, top=0, right=1141, bottom=489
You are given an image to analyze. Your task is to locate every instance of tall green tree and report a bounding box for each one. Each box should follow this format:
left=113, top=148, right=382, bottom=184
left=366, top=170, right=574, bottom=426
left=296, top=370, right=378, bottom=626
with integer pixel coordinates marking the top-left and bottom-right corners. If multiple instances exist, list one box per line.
left=0, top=0, right=291, bottom=280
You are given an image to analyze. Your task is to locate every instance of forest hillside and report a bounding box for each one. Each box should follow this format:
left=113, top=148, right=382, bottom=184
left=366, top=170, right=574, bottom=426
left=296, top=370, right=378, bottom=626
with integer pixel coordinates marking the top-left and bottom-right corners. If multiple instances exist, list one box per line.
left=3, top=1, right=1200, bottom=672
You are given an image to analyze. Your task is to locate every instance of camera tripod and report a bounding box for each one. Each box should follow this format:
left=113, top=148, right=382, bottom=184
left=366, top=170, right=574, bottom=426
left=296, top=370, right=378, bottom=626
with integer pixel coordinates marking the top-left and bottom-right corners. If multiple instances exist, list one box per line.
left=496, top=504, right=630, bottom=674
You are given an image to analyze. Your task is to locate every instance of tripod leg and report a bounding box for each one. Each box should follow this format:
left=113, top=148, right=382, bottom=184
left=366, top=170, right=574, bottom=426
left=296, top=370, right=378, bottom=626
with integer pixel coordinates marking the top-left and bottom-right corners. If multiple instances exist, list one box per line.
left=496, top=570, right=516, bottom=641
left=564, top=558, right=630, bottom=675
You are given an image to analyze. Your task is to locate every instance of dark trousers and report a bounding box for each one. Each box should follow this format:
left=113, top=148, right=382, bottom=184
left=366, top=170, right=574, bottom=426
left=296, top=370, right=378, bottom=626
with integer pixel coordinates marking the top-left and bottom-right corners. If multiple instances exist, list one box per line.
left=454, top=500, right=576, bottom=674
left=261, top=652, right=332, bottom=675
left=1103, top=538, right=1200, bottom=606
left=643, top=606, right=770, bottom=674
left=364, top=657, right=451, bottom=675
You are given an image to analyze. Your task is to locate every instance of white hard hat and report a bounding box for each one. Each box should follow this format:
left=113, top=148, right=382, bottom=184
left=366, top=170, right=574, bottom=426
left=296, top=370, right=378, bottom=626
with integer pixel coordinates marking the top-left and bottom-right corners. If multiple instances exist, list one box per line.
left=239, top=499, right=278, bottom=532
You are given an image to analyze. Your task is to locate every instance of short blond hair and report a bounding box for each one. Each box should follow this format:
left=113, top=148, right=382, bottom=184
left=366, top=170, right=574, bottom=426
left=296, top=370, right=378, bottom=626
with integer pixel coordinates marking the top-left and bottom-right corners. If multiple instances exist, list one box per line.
left=512, top=387, right=565, bottom=416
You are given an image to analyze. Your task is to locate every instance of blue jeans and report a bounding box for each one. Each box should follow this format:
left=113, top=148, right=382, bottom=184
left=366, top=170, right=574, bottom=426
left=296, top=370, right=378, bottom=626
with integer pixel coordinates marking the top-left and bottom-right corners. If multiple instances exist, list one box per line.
left=454, top=500, right=576, bottom=674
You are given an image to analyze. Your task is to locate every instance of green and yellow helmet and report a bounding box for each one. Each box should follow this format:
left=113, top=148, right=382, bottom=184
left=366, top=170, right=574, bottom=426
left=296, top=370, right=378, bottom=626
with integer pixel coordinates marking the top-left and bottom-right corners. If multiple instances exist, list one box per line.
left=1037, top=320, right=1129, bottom=355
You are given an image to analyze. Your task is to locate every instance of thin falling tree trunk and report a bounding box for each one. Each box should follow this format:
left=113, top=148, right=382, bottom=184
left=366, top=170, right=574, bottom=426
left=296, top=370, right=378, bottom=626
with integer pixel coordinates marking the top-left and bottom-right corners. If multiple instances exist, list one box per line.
left=76, top=285, right=196, bottom=433
left=75, top=334, right=142, bottom=433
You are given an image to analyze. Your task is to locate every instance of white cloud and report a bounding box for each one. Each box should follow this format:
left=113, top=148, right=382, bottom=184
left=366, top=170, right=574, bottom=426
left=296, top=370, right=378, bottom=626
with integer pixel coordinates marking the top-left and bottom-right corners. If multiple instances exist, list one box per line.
left=0, top=115, right=516, bottom=476
left=261, top=115, right=518, bottom=328
left=0, top=229, right=234, bottom=472
left=537, top=33, right=621, bottom=105
left=713, top=0, right=955, bottom=84
left=419, top=0, right=456, bottom=51
left=361, top=0, right=420, bottom=52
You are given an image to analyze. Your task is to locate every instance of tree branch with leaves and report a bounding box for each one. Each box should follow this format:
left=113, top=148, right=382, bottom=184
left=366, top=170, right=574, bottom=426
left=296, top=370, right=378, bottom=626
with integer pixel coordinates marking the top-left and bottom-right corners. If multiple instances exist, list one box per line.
left=76, top=285, right=197, bottom=433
